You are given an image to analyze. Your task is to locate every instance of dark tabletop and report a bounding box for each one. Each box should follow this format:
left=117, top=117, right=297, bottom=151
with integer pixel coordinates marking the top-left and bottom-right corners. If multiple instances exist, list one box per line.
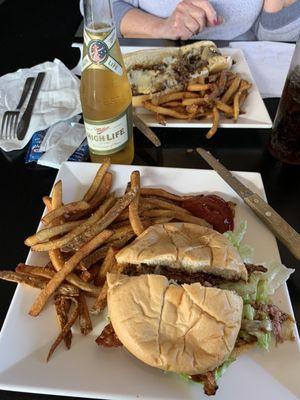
left=0, top=1, right=299, bottom=399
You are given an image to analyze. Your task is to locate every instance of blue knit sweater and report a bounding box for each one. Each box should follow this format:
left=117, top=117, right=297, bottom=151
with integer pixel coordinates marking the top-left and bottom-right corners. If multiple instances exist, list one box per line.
left=112, top=0, right=300, bottom=40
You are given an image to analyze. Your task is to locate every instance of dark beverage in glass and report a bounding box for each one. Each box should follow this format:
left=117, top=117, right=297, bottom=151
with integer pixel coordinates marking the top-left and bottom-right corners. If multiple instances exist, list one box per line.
left=269, top=41, right=300, bottom=164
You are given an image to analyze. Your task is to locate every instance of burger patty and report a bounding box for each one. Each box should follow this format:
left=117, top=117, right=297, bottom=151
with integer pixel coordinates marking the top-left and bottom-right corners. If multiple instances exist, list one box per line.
left=123, top=263, right=267, bottom=287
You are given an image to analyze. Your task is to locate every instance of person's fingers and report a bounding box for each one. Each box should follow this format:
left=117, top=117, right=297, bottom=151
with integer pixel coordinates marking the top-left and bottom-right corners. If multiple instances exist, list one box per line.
left=180, top=3, right=207, bottom=31
left=171, top=9, right=195, bottom=40
left=190, top=0, right=219, bottom=26
left=176, top=3, right=204, bottom=34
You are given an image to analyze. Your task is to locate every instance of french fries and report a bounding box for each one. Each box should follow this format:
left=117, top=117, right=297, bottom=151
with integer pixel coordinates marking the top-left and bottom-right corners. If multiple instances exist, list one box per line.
left=142, top=209, right=211, bottom=227
left=91, top=262, right=126, bottom=315
left=16, top=263, right=55, bottom=279
left=182, top=97, right=208, bottom=106
left=187, top=83, right=211, bottom=91
left=221, top=76, right=241, bottom=104
left=144, top=101, right=190, bottom=119
left=135, top=70, right=251, bottom=138
left=42, top=196, right=52, bottom=210
left=128, top=171, right=144, bottom=236
left=215, top=101, right=233, bottom=116
left=68, top=172, right=113, bottom=222
left=54, top=295, right=72, bottom=349
left=140, top=188, right=193, bottom=202
left=0, top=270, right=80, bottom=296
left=61, top=190, right=137, bottom=252
left=29, top=229, right=113, bottom=317
left=78, top=292, right=93, bottom=336
left=48, top=247, right=101, bottom=296
left=152, top=92, right=188, bottom=106
left=83, top=158, right=111, bottom=202
left=42, top=201, right=90, bottom=226
left=132, top=94, right=151, bottom=108
left=233, top=81, right=252, bottom=122
left=218, top=70, right=227, bottom=93
left=25, top=220, right=84, bottom=246
left=31, top=197, right=115, bottom=252
left=142, top=197, right=192, bottom=215
left=94, top=247, right=117, bottom=287
left=47, top=296, right=79, bottom=362
left=206, top=107, right=220, bottom=139
left=0, top=159, right=225, bottom=362
left=80, top=232, right=135, bottom=270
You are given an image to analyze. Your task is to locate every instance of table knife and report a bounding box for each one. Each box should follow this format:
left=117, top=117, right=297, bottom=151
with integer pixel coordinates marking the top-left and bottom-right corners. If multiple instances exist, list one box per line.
left=17, top=72, right=46, bottom=140
left=133, top=113, right=161, bottom=147
left=196, top=147, right=300, bottom=260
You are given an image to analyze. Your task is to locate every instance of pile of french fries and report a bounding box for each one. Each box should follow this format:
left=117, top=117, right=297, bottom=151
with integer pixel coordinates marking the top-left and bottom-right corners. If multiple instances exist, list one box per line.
left=0, top=158, right=211, bottom=361
left=133, top=71, right=251, bottom=138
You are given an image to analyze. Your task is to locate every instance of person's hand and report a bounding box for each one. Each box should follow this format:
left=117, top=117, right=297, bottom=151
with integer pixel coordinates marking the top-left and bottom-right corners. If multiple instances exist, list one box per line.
left=159, top=0, right=220, bottom=40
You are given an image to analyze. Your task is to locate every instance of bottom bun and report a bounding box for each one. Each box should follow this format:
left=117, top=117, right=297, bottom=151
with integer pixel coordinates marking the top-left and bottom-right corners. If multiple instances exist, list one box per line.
left=107, top=273, right=243, bottom=375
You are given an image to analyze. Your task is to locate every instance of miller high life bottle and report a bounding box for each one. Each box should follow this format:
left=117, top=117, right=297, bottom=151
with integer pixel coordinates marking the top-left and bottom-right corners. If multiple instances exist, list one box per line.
left=81, top=0, right=134, bottom=164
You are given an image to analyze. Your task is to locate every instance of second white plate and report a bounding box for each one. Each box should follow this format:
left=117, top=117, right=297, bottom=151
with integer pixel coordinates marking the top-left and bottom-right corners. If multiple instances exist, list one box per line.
left=122, top=46, right=272, bottom=129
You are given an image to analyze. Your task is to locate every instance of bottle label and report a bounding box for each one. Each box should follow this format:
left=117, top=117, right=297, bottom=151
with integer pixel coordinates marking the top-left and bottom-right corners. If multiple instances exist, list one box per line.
left=82, top=27, right=122, bottom=76
left=84, top=106, right=132, bottom=155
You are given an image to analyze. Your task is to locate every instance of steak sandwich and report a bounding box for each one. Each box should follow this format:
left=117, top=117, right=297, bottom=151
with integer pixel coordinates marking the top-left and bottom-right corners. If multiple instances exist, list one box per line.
left=124, top=41, right=232, bottom=105
left=97, top=223, right=295, bottom=396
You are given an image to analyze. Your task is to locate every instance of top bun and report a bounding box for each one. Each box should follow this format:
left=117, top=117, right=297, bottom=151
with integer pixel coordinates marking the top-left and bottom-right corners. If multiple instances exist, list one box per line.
left=116, top=223, right=248, bottom=281
left=107, top=273, right=243, bottom=375
left=124, top=41, right=230, bottom=70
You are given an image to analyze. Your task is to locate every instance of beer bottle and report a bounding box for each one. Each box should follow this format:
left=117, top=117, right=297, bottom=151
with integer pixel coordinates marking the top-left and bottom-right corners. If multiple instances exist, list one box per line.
left=80, top=0, right=134, bottom=164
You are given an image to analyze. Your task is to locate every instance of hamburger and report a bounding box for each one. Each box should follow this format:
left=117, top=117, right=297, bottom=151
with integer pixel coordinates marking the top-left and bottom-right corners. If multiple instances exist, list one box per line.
left=116, top=223, right=248, bottom=283
left=97, top=223, right=295, bottom=396
left=124, top=41, right=232, bottom=105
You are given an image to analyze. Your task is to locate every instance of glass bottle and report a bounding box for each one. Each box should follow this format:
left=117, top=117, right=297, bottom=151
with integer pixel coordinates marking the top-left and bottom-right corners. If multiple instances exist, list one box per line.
left=80, top=0, right=134, bottom=164
left=268, top=39, right=300, bottom=164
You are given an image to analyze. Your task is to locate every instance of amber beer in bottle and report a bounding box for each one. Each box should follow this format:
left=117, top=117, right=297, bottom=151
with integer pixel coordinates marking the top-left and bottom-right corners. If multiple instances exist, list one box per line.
left=80, top=0, right=134, bottom=164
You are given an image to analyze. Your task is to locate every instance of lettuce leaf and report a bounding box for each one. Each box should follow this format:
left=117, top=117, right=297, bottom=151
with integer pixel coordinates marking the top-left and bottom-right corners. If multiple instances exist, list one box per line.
left=224, top=221, right=247, bottom=247
left=179, top=373, right=191, bottom=382
left=179, top=357, right=236, bottom=384
left=241, top=319, right=272, bottom=333
left=219, top=260, right=294, bottom=304
left=219, top=274, right=260, bottom=302
left=224, top=222, right=294, bottom=301
left=239, top=320, right=272, bottom=351
left=214, top=357, right=236, bottom=380
left=238, top=330, right=254, bottom=342
left=262, top=261, right=294, bottom=296
left=256, top=279, right=268, bottom=304
left=256, top=332, right=271, bottom=351
left=224, top=221, right=254, bottom=263
left=242, top=304, right=255, bottom=320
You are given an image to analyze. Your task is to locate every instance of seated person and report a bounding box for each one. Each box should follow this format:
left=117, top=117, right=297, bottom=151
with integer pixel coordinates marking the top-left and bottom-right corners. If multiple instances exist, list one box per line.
left=113, top=0, right=300, bottom=41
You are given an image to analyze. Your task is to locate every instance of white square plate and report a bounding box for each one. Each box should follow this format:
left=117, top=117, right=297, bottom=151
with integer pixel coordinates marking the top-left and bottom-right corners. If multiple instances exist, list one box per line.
left=0, top=162, right=299, bottom=400
left=122, top=46, right=272, bottom=129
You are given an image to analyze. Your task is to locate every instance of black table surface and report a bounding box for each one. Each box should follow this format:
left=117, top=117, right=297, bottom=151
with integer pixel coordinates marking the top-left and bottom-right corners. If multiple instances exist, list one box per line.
left=0, top=2, right=300, bottom=398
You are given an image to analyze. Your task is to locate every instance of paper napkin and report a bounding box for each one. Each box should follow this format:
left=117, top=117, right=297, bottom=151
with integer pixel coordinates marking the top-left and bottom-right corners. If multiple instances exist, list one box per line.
left=0, top=59, right=82, bottom=151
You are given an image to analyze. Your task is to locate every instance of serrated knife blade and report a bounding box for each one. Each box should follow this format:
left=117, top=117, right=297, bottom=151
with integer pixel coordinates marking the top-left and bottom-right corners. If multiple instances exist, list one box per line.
left=196, top=147, right=300, bottom=260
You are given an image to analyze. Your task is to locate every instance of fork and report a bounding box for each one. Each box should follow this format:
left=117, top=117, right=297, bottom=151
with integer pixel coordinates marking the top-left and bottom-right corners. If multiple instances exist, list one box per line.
left=0, top=77, right=34, bottom=140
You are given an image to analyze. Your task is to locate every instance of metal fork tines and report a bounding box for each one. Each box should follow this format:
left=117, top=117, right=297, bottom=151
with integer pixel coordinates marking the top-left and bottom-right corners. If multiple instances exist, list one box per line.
left=0, top=77, right=34, bottom=140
